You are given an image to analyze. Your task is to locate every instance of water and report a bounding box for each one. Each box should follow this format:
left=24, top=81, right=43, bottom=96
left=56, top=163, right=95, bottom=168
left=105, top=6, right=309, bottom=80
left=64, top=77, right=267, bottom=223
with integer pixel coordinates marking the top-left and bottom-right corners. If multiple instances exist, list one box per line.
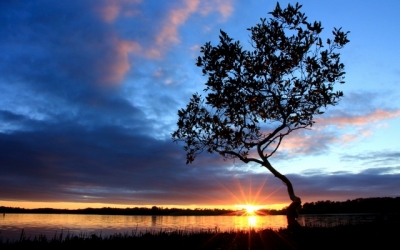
left=0, top=213, right=377, bottom=241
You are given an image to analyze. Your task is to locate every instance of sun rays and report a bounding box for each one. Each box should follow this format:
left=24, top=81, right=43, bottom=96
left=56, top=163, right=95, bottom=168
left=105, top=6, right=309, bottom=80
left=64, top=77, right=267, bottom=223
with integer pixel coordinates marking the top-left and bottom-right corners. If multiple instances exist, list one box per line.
left=235, top=204, right=262, bottom=214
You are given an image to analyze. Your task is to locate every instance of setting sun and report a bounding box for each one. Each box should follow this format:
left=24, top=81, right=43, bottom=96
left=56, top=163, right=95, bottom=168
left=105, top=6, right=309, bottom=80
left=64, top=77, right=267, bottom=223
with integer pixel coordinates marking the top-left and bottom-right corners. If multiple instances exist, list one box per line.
left=236, top=204, right=262, bottom=214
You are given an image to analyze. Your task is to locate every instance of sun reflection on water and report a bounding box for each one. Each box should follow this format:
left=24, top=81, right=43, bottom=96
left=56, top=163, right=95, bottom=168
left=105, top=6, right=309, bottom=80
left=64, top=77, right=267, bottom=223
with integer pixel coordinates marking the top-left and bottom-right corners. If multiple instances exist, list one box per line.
left=248, top=215, right=257, bottom=227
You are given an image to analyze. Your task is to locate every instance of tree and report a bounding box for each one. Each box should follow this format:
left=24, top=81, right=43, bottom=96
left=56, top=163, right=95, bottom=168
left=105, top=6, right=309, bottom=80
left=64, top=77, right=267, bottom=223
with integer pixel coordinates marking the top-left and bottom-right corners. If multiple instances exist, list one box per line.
left=172, top=2, right=349, bottom=224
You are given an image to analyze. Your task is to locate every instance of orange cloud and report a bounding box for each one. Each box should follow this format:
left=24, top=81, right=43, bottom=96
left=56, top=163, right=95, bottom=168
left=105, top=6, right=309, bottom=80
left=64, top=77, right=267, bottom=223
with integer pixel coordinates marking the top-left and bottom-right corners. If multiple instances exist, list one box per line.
left=154, top=0, right=200, bottom=53
left=98, top=38, right=141, bottom=86
left=94, top=0, right=235, bottom=62
left=278, top=133, right=330, bottom=153
left=199, top=0, right=233, bottom=19
left=148, top=0, right=234, bottom=59
left=216, top=0, right=234, bottom=18
left=277, top=109, right=400, bottom=154
left=317, top=109, right=400, bottom=127
left=95, top=0, right=141, bottom=23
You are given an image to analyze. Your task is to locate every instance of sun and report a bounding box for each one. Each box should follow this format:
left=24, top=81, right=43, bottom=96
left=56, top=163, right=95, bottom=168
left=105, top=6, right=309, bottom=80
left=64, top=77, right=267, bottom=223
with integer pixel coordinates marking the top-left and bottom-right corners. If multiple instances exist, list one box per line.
left=236, top=204, right=261, bottom=214
left=244, top=205, right=257, bottom=213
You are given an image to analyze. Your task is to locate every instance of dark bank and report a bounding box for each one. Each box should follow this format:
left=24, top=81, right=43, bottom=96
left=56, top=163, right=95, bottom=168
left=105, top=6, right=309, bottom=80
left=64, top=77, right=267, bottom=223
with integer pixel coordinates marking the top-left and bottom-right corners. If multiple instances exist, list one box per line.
left=1, top=220, right=400, bottom=250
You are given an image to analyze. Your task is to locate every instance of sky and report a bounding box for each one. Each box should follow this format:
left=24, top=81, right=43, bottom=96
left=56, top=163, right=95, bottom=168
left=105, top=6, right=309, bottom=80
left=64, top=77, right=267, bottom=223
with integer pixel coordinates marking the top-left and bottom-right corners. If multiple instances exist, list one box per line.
left=0, top=0, right=399, bottom=210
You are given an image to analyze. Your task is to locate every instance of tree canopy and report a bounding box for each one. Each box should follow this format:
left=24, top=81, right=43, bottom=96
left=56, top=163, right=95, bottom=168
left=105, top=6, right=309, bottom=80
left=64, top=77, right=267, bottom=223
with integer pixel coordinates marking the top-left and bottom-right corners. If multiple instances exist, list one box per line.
left=172, top=2, right=349, bottom=209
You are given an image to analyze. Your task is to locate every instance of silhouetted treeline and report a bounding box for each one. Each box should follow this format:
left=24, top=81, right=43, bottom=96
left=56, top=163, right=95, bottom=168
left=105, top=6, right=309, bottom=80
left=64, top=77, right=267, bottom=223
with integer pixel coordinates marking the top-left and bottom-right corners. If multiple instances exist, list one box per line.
left=0, top=206, right=236, bottom=216
left=298, top=197, right=400, bottom=214
left=1, top=197, right=399, bottom=216
left=256, top=197, right=400, bottom=215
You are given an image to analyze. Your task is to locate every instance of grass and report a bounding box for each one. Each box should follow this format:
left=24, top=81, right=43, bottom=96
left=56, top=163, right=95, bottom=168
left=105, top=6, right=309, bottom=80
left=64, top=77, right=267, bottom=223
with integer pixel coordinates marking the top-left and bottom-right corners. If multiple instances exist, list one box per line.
left=1, top=220, right=399, bottom=250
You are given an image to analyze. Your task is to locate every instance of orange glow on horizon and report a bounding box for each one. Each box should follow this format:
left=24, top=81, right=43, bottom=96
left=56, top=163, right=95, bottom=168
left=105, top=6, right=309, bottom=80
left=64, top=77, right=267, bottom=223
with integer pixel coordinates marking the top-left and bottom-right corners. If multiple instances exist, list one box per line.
left=0, top=200, right=288, bottom=210
left=235, top=204, right=262, bottom=214
left=0, top=176, right=289, bottom=211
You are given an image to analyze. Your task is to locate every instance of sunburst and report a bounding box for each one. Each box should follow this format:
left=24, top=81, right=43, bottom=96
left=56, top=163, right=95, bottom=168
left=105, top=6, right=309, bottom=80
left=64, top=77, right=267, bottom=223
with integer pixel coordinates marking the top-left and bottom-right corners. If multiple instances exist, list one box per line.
left=235, top=204, right=262, bottom=214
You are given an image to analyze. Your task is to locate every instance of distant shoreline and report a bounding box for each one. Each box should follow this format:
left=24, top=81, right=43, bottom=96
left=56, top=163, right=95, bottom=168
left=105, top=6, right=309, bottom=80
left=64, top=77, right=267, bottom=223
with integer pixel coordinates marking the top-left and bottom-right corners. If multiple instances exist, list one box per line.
left=2, top=197, right=400, bottom=216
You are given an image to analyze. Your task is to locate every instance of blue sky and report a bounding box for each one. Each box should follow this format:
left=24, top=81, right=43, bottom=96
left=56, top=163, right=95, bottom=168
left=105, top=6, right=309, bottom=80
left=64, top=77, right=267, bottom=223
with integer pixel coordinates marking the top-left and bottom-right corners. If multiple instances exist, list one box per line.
left=0, top=0, right=399, bottom=209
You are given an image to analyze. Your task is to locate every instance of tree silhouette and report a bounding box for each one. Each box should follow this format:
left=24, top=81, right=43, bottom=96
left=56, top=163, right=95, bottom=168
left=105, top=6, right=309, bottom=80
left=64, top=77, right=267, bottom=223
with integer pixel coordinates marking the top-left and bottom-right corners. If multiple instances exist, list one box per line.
left=172, top=2, right=349, bottom=223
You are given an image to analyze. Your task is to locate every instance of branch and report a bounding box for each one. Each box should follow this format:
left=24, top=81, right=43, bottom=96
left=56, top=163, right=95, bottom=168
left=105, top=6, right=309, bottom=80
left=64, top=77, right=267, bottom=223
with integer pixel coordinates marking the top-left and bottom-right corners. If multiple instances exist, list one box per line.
left=258, top=122, right=286, bottom=148
left=263, top=123, right=310, bottom=158
left=217, top=150, right=264, bottom=165
left=242, top=140, right=259, bottom=148
left=262, top=131, right=285, bottom=157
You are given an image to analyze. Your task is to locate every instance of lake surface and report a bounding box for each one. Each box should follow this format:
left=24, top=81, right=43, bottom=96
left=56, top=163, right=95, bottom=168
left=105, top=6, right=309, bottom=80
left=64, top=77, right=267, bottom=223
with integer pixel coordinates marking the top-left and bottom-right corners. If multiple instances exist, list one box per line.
left=0, top=213, right=377, bottom=241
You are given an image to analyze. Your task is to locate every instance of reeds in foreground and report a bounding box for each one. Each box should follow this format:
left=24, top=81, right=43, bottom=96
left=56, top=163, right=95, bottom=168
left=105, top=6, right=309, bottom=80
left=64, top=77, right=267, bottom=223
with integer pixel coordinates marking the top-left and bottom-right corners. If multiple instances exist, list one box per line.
left=1, top=220, right=399, bottom=250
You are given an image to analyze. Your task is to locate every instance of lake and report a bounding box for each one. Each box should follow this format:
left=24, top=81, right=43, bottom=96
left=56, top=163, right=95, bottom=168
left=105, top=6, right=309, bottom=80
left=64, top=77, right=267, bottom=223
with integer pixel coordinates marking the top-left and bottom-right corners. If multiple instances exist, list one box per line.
left=0, top=213, right=377, bottom=241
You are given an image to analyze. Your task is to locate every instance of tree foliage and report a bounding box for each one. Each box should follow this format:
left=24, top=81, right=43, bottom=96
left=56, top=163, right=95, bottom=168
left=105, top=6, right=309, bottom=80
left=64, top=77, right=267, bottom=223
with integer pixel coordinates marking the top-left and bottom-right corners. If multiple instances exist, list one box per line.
left=172, top=3, right=349, bottom=166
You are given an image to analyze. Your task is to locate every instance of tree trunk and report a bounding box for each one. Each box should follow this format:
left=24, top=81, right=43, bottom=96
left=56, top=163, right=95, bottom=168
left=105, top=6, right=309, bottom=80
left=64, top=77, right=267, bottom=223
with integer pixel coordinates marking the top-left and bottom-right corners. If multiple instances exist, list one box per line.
left=263, top=159, right=301, bottom=228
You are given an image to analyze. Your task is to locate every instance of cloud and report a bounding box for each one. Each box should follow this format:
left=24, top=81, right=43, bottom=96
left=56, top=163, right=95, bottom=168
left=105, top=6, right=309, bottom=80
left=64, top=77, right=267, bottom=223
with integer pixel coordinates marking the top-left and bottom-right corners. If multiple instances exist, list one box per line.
left=278, top=132, right=335, bottom=155
left=340, top=151, right=400, bottom=167
left=292, top=170, right=400, bottom=203
left=1, top=129, right=399, bottom=206
left=94, top=0, right=142, bottom=23
left=145, top=0, right=234, bottom=58
left=359, top=166, right=400, bottom=175
left=0, top=0, right=151, bottom=137
left=0, top=1, right=141, bottom=88
left=99, top=38, right=142, bottom=85
left=272, top=107, right=400, bottom=157
left=156, top=0, right=200, bottom=46
left=198, top=0, right=234, bottom=19
left=316, top=109, right=400, bottom=127
left=142, top=0, right=201, bottom=59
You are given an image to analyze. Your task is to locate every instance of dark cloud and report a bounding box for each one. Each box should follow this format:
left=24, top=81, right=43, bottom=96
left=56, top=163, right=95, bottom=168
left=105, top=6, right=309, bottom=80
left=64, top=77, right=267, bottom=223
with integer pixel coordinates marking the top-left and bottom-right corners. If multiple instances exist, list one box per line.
left=1, top=121, right=399, bottom=206
left=0, top=122, right=183, bottom=203
left=0, top=1, right=147, bottom=113
left=340, top=151, right=400, bottom=167
left=1, top=1, right=105, bottom=86
left=0, top=0, right=168, bottom=131
left=288, top=169, right=400, bottom=204
left=359, top=166, right=400, bottom=175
